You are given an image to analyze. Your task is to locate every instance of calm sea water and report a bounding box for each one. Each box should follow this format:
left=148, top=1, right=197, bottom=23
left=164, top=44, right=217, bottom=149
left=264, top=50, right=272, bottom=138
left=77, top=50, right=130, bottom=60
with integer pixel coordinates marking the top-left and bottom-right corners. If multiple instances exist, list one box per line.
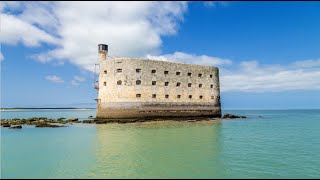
left=1, top=109, right=320, bottom=178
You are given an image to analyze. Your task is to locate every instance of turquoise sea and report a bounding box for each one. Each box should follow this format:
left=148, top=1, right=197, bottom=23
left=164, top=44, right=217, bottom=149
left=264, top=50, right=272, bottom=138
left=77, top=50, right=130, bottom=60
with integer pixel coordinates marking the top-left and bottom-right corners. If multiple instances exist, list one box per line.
left=1, top=109, right=320, bottom=178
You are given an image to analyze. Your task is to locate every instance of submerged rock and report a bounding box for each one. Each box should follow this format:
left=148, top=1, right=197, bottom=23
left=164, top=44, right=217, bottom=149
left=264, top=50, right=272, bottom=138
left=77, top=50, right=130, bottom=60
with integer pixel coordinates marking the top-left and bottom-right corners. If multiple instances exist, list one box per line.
left=2, top=124, right=11, bottom=127
left=222, top=114, right=247, bottom=119
left=9, top=125, right=22, bottom=129
left=35, top=123, right=65, bottom=128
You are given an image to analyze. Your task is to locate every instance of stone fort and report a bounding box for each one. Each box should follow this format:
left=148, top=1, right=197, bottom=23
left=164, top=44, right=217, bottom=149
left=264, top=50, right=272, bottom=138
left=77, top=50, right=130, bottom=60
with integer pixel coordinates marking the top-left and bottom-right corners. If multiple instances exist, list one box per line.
left=96, top=44, right=221, bottom=120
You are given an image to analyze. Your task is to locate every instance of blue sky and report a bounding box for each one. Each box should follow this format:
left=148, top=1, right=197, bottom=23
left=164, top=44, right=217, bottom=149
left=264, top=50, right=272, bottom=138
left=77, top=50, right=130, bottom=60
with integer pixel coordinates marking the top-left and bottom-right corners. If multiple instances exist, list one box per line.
left=1, top=1, right=320, bottom=109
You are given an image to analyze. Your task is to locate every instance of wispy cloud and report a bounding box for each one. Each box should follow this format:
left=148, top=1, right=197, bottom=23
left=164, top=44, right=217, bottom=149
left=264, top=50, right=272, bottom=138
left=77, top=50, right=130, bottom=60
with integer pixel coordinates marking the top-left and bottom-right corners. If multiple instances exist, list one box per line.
left=71, top=75, right=86, bottom=86
left=45, top=75, right=64, bottom=83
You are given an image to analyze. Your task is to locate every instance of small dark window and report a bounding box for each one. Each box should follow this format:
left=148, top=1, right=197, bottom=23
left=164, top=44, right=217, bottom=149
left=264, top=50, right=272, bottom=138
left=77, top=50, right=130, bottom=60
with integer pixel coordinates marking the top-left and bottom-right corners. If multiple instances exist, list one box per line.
left=188, top=73, right=192, bottom=76
left=198, top=74, right=202, bottom=77
left=176, top=82, right=181, bottom=87
left=188, top=83, right=192, bottom=87
left=104, top=70, right=107, bottom=74
left=152, top=94, right=156, bottom=98
left=211, top=96, right=214, bottom=99
left=199, top=84, right=202, bottom=88
left=117, top=69, right=122, bottom=73
left=200, top=95, right=203, bottom=99
left=176, top=72, right=180, bottom=75
left=152, top=81, right=156, bottom=85
left=189, top=95, right=192, bottom=99
left=210, top=75, right=213, bottom=78
left=136, top=80, right=141, bottom=85
left=152, top=69, right=156, bottom=73
left=164, top=71, right=169, bottom=74
left=136, top=94, right=141, bottom=98
left=103, top=82, right=106, bottom=86
left=211, top=85, right=213, bottom=88
left=136, top=69, right=141, bottom=73
left=117, top=80, right=122, bottom=85
left=165, top=82, right=169, bottom=86
left=165, top=94, right=169, bottom=99
left=177, top=95, right=181, bottom=99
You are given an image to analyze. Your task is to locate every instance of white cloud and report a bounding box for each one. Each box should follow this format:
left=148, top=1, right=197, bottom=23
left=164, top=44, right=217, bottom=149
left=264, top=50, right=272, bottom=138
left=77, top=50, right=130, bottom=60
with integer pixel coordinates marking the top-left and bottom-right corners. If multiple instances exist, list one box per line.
left=71, top=75, right=86, bottom=86
left=146, top=52, right=232, bottom=66
left=71, top=80, right=80, bottom=86
left=1, top=2, right=188, bottom=72
left=45, top=75, right=64, bottom=83
left=220, top=59, right=320, bottom=92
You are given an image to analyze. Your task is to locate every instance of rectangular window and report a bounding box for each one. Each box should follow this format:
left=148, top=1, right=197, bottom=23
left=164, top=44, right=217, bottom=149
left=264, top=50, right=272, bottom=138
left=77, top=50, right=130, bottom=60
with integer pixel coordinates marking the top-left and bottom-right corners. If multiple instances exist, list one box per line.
left=165, top=94, right=169, bottom=99
left=188, top=73, right=192, bottom=76
left=198, top=74, right=202, bottom=77
left=199, top=84, right=202, bottom=88
left=117, top=69, right=122, bottom=73
left=176, top=82, right=181, bottom=87
left=188, top=83, right=192, bottom=87
left=136, top=94, right=141, bottom=98
left=136, top=69, right=141, bottom=73
left=210, top=75, right=213, bottom=78
left=164, top=71, right=169, bottom=74
left=152, top=69, right=156, bottom=73
left=211, top=85, right=213, bottom=88
left=104, top=70, right=107, bottom=74
left=152, top=81, right=156, bottom=85
left=176, top=72, right=180, bottom=75
left=165, top=82, right=169, bottom=86
left=199, top=95, right=203, bottom=99
left=152, top=94, right=156, bottom=98
left=103, top=82, right=106, bottom=86
left=177, top=95, right=181, bottom=99
left=189, top=95, right=192, bottom=99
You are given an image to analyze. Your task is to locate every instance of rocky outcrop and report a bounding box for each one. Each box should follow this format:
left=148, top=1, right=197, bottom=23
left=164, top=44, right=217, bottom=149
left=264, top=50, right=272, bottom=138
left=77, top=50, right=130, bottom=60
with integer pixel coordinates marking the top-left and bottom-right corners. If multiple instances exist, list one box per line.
left=35, top=123, right=65, bottom=128
left=2, top=124, right=11, bottom=127
left=9, top=125, right=22, bottom=129
left=67, top=118, right=79, bottom=122
left=222, top=114, right=247, bottom=119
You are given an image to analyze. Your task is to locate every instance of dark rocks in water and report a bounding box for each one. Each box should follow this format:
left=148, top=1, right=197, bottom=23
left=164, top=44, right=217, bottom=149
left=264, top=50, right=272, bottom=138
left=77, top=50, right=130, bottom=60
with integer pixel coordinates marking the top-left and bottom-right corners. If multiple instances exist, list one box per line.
left=58, top=117, right=66, bottom=120
left=9, top=125, right=22, bottom=129
left=82, top=120, right=95, bottom=124
left=2, top=124, right=11, bottom=127
left=35, top=123, right=65, bottom=128
left=67, top=118, right=79, bottom=122
left=222, top=114, right=247, bottom=119
left=88, top=116, right=93, bottom=118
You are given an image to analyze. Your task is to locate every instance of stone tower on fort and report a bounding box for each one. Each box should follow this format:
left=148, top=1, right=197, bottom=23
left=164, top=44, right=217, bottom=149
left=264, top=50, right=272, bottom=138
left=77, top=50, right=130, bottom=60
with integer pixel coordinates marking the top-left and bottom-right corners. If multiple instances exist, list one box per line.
left=96, top=44, right=221, bottom=120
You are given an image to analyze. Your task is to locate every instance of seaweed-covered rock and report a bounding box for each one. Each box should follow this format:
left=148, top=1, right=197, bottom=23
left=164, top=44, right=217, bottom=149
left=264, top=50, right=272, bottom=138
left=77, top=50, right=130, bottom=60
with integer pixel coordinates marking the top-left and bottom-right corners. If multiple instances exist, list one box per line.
left=9, top=125, right=22, bottom=129
left=222, top=114, right=247, bottom=119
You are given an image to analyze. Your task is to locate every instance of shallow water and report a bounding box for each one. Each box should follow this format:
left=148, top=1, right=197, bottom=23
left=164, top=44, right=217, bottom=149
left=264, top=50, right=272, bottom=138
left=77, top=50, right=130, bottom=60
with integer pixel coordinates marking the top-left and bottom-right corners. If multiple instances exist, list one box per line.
left=1, top=109, right=320, bottom=178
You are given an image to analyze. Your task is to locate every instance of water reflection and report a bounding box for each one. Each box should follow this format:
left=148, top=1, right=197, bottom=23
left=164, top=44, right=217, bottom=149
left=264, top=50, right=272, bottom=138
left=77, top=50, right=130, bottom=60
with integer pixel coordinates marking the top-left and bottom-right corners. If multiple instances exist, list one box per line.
left=88, top=120, right=226, bottom=178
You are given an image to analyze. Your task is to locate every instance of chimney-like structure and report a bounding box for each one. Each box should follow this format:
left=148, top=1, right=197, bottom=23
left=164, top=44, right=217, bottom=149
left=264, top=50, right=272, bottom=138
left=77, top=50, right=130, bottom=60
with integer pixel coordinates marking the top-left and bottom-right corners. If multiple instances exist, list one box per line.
left=98, top=44, right=108, bottom=61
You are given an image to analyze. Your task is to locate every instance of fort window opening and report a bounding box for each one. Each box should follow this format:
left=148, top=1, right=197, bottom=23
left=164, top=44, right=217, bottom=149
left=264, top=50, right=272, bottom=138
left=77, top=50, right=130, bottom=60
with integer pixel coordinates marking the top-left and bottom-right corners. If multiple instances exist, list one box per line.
left=136, top=69, right=141, bottom=73
left=164, top=71, right=169, bottom=74
left=176, top=82, right=181, bottom=87
left=200, top=95, right=203, bottom=99
left=165, top=94, right=169, bottom=98
left=198, top=74, right=202, bottom=77
left=177, top=95, right=181, bottom=98
left=188, top=83, right=192, bottom=87
left=136, top=94, right=141, bottom=98
left=103, top=82, right=106, bottom=86
left=211, top=85, right=213, bottom=88
left=165, top=82, right=169, bottom=86
left=152, top=69, right=156, bottom=73
left=210, top=75, right=213, bottom=78
left=188, top=73, right=192, bottom=76
left=104, top=70, right=107, bottom=74
left=199, top=84, right=202, bottom=88
left=136, top=80, right=141, bottom=85
left=152, top=81, right=156, bottom=85
left=189, top=95, right=192, bottom=99
left=211, top=96, right=214, bottom=99
left=117, top=80, right=122, bottom=85
left=117, top=69, right=122, bottom=73
left=176, top=72, right=180, bottom=75
left=152, top=94, right=156, bottom=98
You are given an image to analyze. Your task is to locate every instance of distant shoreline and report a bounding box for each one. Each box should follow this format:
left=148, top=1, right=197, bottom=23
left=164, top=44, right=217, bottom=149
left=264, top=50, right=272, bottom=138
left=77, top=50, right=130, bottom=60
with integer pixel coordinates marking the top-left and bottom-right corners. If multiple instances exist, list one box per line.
left=1, top=108, right=96, bottom=110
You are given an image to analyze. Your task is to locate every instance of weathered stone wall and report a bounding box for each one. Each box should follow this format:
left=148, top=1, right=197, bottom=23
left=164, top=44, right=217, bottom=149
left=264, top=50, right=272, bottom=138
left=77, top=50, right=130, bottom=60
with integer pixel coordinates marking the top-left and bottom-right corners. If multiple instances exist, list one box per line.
left=96, top=55, right=221, bottom=120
